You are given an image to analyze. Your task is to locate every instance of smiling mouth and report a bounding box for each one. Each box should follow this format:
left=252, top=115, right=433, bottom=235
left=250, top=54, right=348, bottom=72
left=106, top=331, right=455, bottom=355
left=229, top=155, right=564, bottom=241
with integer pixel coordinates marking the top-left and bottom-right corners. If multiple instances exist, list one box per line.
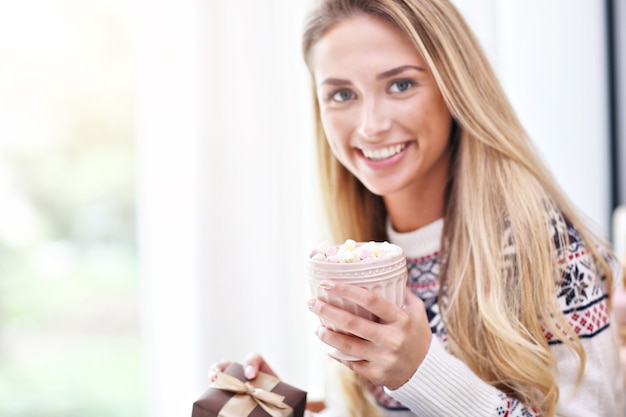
left=360, top=142, right=408, bottom=161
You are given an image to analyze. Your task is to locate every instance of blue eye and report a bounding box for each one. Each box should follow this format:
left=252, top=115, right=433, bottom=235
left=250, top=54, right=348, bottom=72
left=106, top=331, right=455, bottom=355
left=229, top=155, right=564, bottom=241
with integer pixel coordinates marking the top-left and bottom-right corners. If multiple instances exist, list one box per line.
left=331, top=89, right=355, bottom=102
left=389, top=80, right=414, bottom=93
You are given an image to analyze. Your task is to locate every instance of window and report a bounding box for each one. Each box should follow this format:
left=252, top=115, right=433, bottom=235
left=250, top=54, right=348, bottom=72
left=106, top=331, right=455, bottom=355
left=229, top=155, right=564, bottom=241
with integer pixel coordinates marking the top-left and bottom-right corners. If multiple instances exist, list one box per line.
left=0, top=1, right=143, bottom=415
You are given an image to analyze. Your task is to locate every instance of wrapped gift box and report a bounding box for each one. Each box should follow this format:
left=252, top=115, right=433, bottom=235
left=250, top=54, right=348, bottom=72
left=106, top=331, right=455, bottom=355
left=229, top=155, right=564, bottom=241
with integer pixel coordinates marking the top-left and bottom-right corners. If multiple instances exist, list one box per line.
left=192, top=362, right=307, bottom=417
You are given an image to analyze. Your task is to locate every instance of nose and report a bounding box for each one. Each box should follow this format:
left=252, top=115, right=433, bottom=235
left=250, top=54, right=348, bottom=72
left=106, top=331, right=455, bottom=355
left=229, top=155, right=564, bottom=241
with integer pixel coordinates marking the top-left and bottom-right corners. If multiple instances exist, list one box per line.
left=357, top=97, right=391, bottom=141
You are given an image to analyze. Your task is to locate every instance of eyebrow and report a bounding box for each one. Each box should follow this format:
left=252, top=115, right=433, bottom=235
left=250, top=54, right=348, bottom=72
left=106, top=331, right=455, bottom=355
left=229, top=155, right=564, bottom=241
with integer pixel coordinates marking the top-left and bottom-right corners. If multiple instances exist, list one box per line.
left=376, top=65, right=425, bottom=80
left=318, top=65, right=425, bottom=87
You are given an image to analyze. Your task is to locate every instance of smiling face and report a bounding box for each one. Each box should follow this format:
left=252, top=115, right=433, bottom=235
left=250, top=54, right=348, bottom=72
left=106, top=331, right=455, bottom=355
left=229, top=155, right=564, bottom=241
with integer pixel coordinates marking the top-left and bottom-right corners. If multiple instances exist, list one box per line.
left=310, top=14, right=453, bottom=224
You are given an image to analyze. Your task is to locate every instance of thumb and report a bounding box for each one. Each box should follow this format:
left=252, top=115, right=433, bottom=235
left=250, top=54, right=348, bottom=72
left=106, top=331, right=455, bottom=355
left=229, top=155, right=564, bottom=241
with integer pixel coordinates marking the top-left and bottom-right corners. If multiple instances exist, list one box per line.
left=243, top=352, right=279, bottom=380
left=403, top=288, right=424, bottom=311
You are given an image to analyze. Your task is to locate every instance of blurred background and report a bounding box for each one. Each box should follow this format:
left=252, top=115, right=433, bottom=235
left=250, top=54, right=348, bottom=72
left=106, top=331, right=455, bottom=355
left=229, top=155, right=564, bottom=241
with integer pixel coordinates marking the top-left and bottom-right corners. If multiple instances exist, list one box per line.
left=0, top=0, right=140, bottom=416
left=0, top=0, right=623, bottom=416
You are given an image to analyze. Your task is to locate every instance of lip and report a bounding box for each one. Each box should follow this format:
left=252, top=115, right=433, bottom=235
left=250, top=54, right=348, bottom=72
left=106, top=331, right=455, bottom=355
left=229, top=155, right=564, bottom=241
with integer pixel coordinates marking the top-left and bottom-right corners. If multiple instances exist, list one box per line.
left=358, top=141, right=412, bottom=170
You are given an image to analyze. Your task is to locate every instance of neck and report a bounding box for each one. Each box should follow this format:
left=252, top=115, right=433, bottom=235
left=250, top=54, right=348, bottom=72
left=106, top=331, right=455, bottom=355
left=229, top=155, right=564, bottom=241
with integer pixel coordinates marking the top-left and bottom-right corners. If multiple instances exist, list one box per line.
left=385, top=197, right=444, bottom=233
left=384, top=180, right=446, bottom=233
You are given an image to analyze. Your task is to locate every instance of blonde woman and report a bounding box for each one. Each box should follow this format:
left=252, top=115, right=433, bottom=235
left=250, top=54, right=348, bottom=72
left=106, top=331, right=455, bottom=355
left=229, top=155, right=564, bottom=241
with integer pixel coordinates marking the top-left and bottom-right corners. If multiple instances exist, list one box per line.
left=210, top=0, right=624, bottom=416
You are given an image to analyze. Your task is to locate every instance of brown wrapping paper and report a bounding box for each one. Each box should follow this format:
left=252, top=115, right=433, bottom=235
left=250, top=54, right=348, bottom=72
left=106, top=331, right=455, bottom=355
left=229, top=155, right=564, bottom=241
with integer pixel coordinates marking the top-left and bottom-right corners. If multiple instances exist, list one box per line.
left=192, top=363, right=307, bottom=417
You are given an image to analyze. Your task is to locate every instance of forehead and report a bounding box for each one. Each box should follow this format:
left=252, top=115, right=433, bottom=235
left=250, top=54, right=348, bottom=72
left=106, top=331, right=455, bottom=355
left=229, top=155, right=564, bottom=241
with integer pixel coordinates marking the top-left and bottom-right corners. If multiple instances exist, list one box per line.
left=309, top=14, right=428, bottom=80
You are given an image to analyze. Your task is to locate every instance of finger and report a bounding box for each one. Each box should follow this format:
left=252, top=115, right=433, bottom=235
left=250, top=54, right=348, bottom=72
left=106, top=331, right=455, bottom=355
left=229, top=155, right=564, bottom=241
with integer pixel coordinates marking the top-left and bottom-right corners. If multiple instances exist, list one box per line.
left=319, top=281, right=403, bottom=323
left=310, top=284, right=401, bottom=342
left=208, top=359, right=231, bottom=380
left=243, top=352, right=279, bottom=379
left=310, top=296, right=379, bottom=343
left=317, top=325, right=370, bottom=361
left=311, top=288, right=427, bottom=360
left=403, top=289, right=426, bottom=315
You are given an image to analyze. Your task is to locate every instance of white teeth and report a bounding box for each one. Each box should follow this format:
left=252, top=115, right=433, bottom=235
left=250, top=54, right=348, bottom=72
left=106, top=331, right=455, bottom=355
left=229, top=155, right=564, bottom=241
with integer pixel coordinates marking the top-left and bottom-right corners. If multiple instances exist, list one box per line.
left=361, top=143, right=406, bottom=161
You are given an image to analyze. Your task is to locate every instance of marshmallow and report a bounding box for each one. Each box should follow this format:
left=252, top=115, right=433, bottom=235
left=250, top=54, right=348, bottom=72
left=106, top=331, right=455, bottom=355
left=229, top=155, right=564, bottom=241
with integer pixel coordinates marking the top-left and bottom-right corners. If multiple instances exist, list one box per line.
left=309, top=239, right=400, bottom=263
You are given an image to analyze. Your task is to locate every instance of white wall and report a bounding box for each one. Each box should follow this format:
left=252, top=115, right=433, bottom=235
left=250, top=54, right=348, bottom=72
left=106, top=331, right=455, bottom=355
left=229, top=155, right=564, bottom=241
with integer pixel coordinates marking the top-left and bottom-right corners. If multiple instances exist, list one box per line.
left=455, top=0, right=611, bottom=235
left=135, top=1, right=613, bottom=416
left=134, top=1, right=203, bottom=416
left=135, top=1, right=324, bottom=416
left=195, top=0, right=328, bottom=402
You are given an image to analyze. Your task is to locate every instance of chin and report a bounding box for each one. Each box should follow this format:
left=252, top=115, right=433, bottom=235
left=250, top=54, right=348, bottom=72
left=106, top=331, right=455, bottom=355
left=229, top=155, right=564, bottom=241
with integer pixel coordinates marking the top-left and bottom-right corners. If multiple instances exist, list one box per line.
left=360, top=182, right=397, bottom=197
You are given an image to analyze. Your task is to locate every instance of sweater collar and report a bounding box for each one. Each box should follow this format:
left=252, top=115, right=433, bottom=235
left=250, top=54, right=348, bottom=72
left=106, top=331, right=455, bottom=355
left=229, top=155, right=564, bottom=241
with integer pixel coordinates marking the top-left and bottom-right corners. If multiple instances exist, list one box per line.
left=386, top=217, right=444, bottom=258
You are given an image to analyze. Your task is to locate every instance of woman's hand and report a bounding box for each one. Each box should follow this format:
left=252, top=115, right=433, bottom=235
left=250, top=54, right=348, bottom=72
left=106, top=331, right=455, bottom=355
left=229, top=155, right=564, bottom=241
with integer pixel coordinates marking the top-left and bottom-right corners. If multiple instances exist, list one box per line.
left=207, top=355, right=322, bottom=415
left=208, top=352, right=279, bottom=381
left=308, top=281, right=432, bottom=390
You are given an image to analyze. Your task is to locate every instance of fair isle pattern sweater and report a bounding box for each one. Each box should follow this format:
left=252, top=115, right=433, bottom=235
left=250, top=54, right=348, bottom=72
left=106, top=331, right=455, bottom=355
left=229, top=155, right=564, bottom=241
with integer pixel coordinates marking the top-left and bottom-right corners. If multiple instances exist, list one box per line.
left=366, top=217, right=624, bottom=417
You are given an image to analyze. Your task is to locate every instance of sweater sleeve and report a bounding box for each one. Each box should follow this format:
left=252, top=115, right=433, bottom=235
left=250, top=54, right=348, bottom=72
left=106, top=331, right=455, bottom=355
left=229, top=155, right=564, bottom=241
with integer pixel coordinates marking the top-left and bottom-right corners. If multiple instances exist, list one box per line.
left=386, top=329, right=623, bottom=417
left=385, top=222, right=624, bottom=416
left=385, top=337, right=507, bottom=416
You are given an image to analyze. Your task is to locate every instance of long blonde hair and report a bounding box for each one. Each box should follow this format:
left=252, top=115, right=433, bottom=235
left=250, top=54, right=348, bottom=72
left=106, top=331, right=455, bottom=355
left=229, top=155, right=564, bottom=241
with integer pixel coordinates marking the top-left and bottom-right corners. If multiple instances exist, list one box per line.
left=302, top=1, right=615, bottom=416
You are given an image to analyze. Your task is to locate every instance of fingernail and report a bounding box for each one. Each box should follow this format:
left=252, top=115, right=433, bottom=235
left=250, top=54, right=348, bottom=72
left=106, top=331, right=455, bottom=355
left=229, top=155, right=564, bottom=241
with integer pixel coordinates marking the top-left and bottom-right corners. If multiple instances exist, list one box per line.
left=244, top=365, right=255, bottom=379
left=208, top=370, right=216, bottom=381
left=307, top=298, right=316, bottom=310
left=319, top=280, right=335, bottom=290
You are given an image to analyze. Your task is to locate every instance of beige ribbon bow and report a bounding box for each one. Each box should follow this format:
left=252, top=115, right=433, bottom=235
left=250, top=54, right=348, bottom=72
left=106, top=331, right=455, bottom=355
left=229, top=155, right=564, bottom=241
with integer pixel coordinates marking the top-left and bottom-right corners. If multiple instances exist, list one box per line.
left=210, top=371, right=292, bottom=417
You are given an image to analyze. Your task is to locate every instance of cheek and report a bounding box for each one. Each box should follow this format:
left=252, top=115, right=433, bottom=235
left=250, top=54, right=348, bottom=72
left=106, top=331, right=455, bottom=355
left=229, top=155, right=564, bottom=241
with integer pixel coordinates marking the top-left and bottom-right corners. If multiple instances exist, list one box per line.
left=321, top=112, right=351, bottom=149
left=433, top=111, right=453, bottom=144
left=411, top=101, right=452, bottom=140
left=429, top=96, right=453, bottom=133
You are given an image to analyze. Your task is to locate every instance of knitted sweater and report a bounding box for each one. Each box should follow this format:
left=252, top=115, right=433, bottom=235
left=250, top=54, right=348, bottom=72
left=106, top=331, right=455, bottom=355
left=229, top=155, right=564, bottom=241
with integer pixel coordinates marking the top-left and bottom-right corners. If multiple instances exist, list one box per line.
left=363, top=218, right=625, bottom=417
